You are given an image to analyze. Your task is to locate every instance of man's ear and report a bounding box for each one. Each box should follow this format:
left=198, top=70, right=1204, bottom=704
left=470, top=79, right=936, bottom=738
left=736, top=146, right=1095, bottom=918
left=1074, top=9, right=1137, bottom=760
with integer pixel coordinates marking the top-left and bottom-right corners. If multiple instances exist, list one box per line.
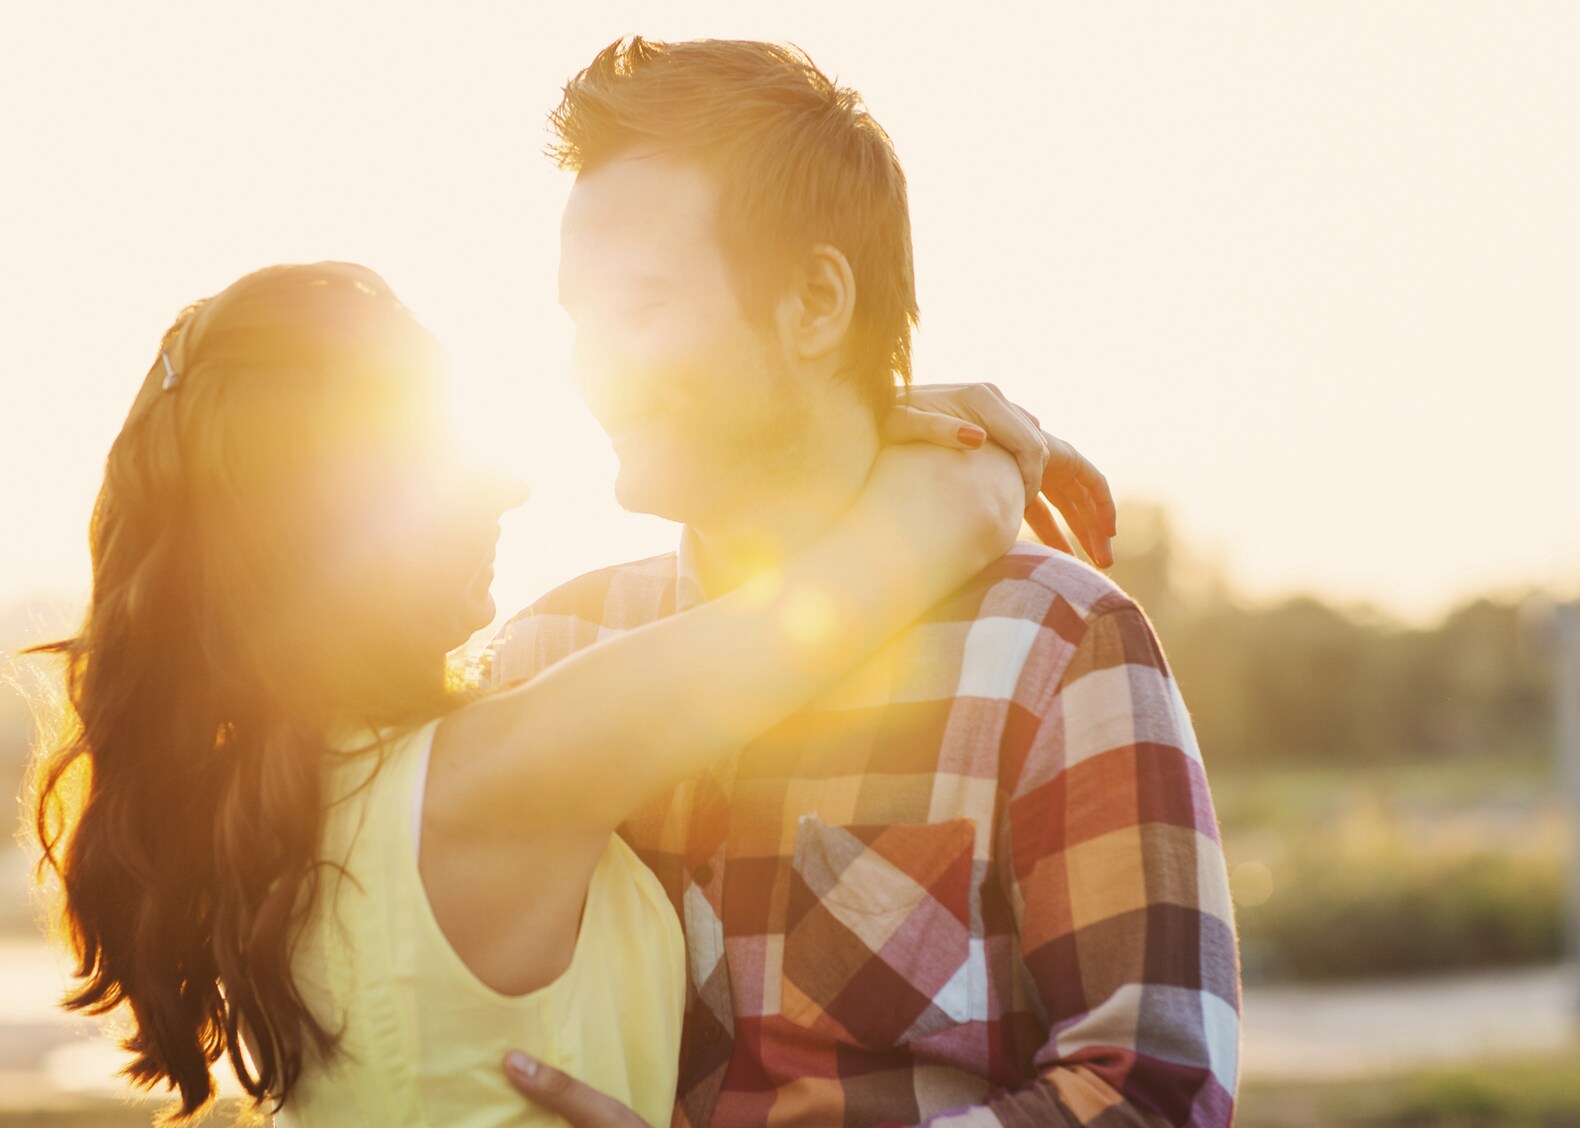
left=779, top=244, right=856, bottom=365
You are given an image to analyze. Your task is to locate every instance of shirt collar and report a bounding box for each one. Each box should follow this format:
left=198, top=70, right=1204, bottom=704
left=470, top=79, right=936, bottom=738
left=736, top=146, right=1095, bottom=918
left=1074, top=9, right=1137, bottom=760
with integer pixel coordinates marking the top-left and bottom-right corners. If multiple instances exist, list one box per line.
left=675, top=526, right=709, bottom=612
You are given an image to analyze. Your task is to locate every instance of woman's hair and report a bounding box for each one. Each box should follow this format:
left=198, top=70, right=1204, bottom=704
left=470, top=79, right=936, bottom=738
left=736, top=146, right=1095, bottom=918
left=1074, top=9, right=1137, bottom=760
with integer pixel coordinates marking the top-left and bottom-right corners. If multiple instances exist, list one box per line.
left=29, top=262, right=463, bottom=1118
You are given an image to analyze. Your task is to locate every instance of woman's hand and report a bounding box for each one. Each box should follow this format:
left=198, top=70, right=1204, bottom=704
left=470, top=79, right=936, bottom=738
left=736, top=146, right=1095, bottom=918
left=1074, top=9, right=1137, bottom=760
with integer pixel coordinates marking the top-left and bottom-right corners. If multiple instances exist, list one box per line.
left=861, top=440, right=1024, bottom=585
left=504, top=1052, right=643, bottom=1127
left=883, top=383, right=1117, bottom=567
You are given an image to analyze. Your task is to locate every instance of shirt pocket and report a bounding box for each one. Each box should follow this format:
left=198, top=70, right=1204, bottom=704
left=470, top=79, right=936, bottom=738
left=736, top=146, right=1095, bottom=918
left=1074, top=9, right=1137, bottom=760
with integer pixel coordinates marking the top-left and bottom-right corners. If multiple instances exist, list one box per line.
left=779, top=815, right=979, bottom=1049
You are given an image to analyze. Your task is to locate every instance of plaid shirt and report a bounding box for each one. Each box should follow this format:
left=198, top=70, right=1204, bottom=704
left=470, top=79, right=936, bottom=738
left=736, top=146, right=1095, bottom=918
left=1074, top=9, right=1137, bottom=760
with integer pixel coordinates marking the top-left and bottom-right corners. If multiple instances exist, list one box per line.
left=488, top=539, right=1239, bottom=1128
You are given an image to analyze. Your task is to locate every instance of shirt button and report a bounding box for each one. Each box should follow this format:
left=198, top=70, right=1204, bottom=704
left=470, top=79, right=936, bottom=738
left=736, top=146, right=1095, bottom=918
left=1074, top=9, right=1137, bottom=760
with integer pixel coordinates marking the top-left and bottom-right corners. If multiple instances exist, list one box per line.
left=694, top=863, right=714, bottom=886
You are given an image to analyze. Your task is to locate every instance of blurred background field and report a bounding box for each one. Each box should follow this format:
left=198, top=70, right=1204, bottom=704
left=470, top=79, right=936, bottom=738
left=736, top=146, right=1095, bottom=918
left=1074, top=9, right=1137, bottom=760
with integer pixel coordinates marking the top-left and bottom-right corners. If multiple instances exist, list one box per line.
left=1119, top=505, right=1580, bottom=1125
left=4, top=501, right=1577, bottom=1125
left=1113, top=504, right=1571, bottom=989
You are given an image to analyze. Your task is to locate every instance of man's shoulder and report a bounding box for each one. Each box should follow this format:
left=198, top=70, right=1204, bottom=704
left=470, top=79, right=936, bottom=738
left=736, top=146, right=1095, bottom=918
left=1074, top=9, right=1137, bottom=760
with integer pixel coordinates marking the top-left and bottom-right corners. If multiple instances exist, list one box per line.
left=511, top=552, right=679, bottom=626
left=939, top=541, right=1138, bottom=627
left=485, top=553, right=678, bottom=686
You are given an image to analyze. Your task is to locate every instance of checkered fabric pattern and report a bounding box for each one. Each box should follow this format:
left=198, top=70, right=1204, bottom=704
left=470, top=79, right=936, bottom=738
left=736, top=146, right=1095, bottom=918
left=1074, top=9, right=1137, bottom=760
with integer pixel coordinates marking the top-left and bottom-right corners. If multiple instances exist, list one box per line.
left=487, top=541, right=1240, bottom=1128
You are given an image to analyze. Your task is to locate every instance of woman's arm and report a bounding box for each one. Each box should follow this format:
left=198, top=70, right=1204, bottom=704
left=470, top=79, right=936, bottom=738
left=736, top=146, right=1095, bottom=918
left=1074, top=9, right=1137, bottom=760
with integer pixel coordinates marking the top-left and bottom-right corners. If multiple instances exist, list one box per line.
left=430, top=441, right=1022, bottom=836
left=886, top=383, right=1117, bottom=566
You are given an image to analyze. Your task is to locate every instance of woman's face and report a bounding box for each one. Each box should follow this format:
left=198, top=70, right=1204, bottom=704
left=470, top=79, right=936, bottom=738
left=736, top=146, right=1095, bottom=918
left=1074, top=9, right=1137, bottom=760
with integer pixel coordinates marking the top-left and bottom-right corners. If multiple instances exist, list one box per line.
left=305, top=376, right=526, bottom=664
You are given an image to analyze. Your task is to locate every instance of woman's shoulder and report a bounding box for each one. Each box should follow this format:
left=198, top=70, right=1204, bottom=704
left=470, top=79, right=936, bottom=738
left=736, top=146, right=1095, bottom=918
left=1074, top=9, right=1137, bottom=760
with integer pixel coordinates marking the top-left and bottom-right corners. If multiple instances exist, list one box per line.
left=594, top=832, right=684, bottom=935
left=317, top=718, right=440, bottom=849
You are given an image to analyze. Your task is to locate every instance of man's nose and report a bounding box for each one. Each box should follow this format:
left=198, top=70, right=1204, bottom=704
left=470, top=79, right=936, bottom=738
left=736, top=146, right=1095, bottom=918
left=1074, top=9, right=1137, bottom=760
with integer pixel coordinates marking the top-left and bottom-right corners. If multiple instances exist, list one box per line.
left=490, top=471, right=531, bottom=514
left=570, top=331, right=640, bottom=418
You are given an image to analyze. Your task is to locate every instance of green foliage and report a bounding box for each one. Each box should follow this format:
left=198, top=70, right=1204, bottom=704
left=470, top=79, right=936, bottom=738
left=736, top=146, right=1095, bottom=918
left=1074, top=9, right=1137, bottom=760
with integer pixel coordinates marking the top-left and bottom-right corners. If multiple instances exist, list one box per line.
left=1237, top=845, right=1563, bottom=982
left=1394, top=1061, right=1580, bottom=1127
left=1238, top=1050, right=1580, bottom=1127
left=1217, top=762, right=1568, bottom=981
left=1104, top=503, right=1557, bottom=769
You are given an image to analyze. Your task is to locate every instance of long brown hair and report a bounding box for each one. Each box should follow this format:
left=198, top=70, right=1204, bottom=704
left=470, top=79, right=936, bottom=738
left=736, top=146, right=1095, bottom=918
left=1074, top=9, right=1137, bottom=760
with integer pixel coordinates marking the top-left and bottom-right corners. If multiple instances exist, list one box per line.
left=29, top=263, right=466, bottom=1118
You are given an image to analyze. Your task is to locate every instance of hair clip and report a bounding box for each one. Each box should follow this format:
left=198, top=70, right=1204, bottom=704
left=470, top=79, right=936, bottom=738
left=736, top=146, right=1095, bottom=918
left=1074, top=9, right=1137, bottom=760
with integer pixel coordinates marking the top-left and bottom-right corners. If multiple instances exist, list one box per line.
left=160, top=350, right=180, bottom=392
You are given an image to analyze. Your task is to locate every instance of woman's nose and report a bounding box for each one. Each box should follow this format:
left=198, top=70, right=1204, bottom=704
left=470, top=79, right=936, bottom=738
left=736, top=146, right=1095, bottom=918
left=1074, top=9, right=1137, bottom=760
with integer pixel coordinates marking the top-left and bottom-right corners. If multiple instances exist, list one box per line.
left=483, top=468, right=530, bottom=514
left=458, top=462, right=529, bottom=515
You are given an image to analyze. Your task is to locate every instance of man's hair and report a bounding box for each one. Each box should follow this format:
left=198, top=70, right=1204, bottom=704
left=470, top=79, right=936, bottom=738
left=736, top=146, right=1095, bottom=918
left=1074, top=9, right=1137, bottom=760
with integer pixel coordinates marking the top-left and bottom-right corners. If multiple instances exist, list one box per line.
left=549, top=36, right=917, bottom=417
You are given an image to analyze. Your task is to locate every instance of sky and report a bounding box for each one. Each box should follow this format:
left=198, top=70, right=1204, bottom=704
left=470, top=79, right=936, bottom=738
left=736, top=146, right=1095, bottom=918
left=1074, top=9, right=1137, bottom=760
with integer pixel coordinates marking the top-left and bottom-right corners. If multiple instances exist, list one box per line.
left=2, top=1, right=1578, bottom=642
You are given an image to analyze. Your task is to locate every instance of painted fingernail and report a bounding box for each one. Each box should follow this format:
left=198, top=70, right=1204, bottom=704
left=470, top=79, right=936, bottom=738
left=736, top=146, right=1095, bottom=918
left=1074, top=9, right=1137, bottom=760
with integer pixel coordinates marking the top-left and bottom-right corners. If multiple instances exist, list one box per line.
left=958, top=425, right=985, bottom=448
left=506, top=1051, right=538, bottom=1079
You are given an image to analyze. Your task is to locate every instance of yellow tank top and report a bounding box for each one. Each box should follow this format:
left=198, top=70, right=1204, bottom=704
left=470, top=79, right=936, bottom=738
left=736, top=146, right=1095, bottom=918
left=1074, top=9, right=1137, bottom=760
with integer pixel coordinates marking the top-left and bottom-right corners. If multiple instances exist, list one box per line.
left=277, top=719, right=685, bottom=1128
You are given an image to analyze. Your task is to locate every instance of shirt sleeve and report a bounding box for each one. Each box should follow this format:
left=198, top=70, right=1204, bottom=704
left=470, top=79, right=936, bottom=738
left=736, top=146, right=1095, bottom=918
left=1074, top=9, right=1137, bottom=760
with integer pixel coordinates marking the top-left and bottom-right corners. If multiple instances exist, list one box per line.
left=921, top=603, right=1240, bottom=1128
left=480, top=600, right=604, bottom=691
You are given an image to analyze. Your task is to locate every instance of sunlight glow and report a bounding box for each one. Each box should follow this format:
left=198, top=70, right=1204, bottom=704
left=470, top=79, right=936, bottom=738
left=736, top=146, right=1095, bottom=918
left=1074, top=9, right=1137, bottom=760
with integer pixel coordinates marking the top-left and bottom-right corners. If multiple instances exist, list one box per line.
left=3, top=3, right=1577, bottom=631
left=1230, top=862, right=1275, bottom=909
left=780, top=586, right=839, bottom=649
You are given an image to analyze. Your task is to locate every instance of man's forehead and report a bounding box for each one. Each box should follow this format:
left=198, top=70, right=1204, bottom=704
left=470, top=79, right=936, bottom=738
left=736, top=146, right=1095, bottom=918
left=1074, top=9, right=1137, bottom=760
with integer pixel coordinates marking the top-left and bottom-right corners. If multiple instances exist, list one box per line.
left=560, top=151, right=719, bottom=243
left=558, top=154, right=727, bottom=298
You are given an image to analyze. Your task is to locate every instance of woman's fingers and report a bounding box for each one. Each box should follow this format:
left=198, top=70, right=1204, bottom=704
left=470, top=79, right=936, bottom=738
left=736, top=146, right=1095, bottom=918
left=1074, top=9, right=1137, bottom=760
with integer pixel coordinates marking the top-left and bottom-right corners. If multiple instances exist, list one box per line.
left=1050, top=477, right=1103, bottom=559
left=1023, top=496, right=1074, bottom=555
left=1046, top=485, right=1107, bottom=566
left=503, top=1052, right=646, bottom=1128
left=955, top=386, right=1046, bottom=504
left=1047, top=435, right=1117, bottom=538
left=892, top=386, right=1047, bottom=503
left=1040, top=435, right=1116, bottom=567
left=882, top=405, right=988, bottom=450
left=890, top=385, right=1120, bottom=568
left=1077, top=462, right=1117, bottom=538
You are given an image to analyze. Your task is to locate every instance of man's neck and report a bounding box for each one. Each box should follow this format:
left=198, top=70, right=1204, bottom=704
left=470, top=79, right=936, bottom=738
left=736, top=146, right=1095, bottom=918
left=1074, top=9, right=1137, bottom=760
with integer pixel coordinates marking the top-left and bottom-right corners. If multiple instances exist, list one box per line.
left=687, top=414, right=879, bottom=597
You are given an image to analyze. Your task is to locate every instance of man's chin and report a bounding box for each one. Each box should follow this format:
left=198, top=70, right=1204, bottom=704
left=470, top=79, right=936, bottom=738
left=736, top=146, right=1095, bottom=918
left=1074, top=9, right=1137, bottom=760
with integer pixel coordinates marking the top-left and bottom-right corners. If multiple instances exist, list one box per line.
left=613, top=467, right=695, bottom=524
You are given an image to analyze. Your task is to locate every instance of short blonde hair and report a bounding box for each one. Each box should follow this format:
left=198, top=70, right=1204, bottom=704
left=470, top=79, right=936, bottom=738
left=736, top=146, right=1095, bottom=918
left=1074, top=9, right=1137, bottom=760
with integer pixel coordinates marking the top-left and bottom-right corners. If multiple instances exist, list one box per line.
left=550, top=36, right=918, bottom=417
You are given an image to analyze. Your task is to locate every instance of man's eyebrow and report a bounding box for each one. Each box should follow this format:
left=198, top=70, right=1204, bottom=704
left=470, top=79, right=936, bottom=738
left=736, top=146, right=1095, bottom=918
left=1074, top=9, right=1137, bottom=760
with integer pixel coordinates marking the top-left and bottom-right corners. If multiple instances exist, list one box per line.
left=622, top=273, right=670, bottom=296
left=559, top=272, right=671, bottom=309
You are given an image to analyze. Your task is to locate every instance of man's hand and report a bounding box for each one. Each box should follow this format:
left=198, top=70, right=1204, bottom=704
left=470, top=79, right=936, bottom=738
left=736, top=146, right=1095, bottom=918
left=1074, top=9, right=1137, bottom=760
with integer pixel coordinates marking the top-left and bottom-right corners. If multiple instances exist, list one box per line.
left=883, top=383, right=1117, bottom=567
left=503, top=1052, right=647, bottom=1127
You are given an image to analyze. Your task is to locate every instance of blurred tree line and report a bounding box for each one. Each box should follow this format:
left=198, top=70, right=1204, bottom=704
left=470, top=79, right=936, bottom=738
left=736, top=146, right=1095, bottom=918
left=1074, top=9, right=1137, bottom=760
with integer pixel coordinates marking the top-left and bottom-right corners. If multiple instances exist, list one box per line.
left=1105, top=503, right=1556, bottom=769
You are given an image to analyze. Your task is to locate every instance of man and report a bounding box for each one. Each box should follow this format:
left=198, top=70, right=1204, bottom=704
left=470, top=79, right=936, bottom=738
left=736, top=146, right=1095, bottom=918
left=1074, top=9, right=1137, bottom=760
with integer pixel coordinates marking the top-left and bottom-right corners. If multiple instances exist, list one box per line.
left=491, top=37, right=1238, bottom=1127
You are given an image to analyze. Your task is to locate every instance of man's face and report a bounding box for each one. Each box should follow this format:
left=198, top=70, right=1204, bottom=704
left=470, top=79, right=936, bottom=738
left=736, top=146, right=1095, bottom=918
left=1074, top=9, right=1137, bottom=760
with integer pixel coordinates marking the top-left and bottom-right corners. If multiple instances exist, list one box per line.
left=558, top=152, right=811, bottom=526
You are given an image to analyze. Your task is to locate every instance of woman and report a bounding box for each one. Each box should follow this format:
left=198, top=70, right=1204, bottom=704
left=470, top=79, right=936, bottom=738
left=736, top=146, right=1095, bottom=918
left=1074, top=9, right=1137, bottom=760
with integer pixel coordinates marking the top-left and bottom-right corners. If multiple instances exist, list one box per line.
left=30, top=262, right=1108, bottom=1125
